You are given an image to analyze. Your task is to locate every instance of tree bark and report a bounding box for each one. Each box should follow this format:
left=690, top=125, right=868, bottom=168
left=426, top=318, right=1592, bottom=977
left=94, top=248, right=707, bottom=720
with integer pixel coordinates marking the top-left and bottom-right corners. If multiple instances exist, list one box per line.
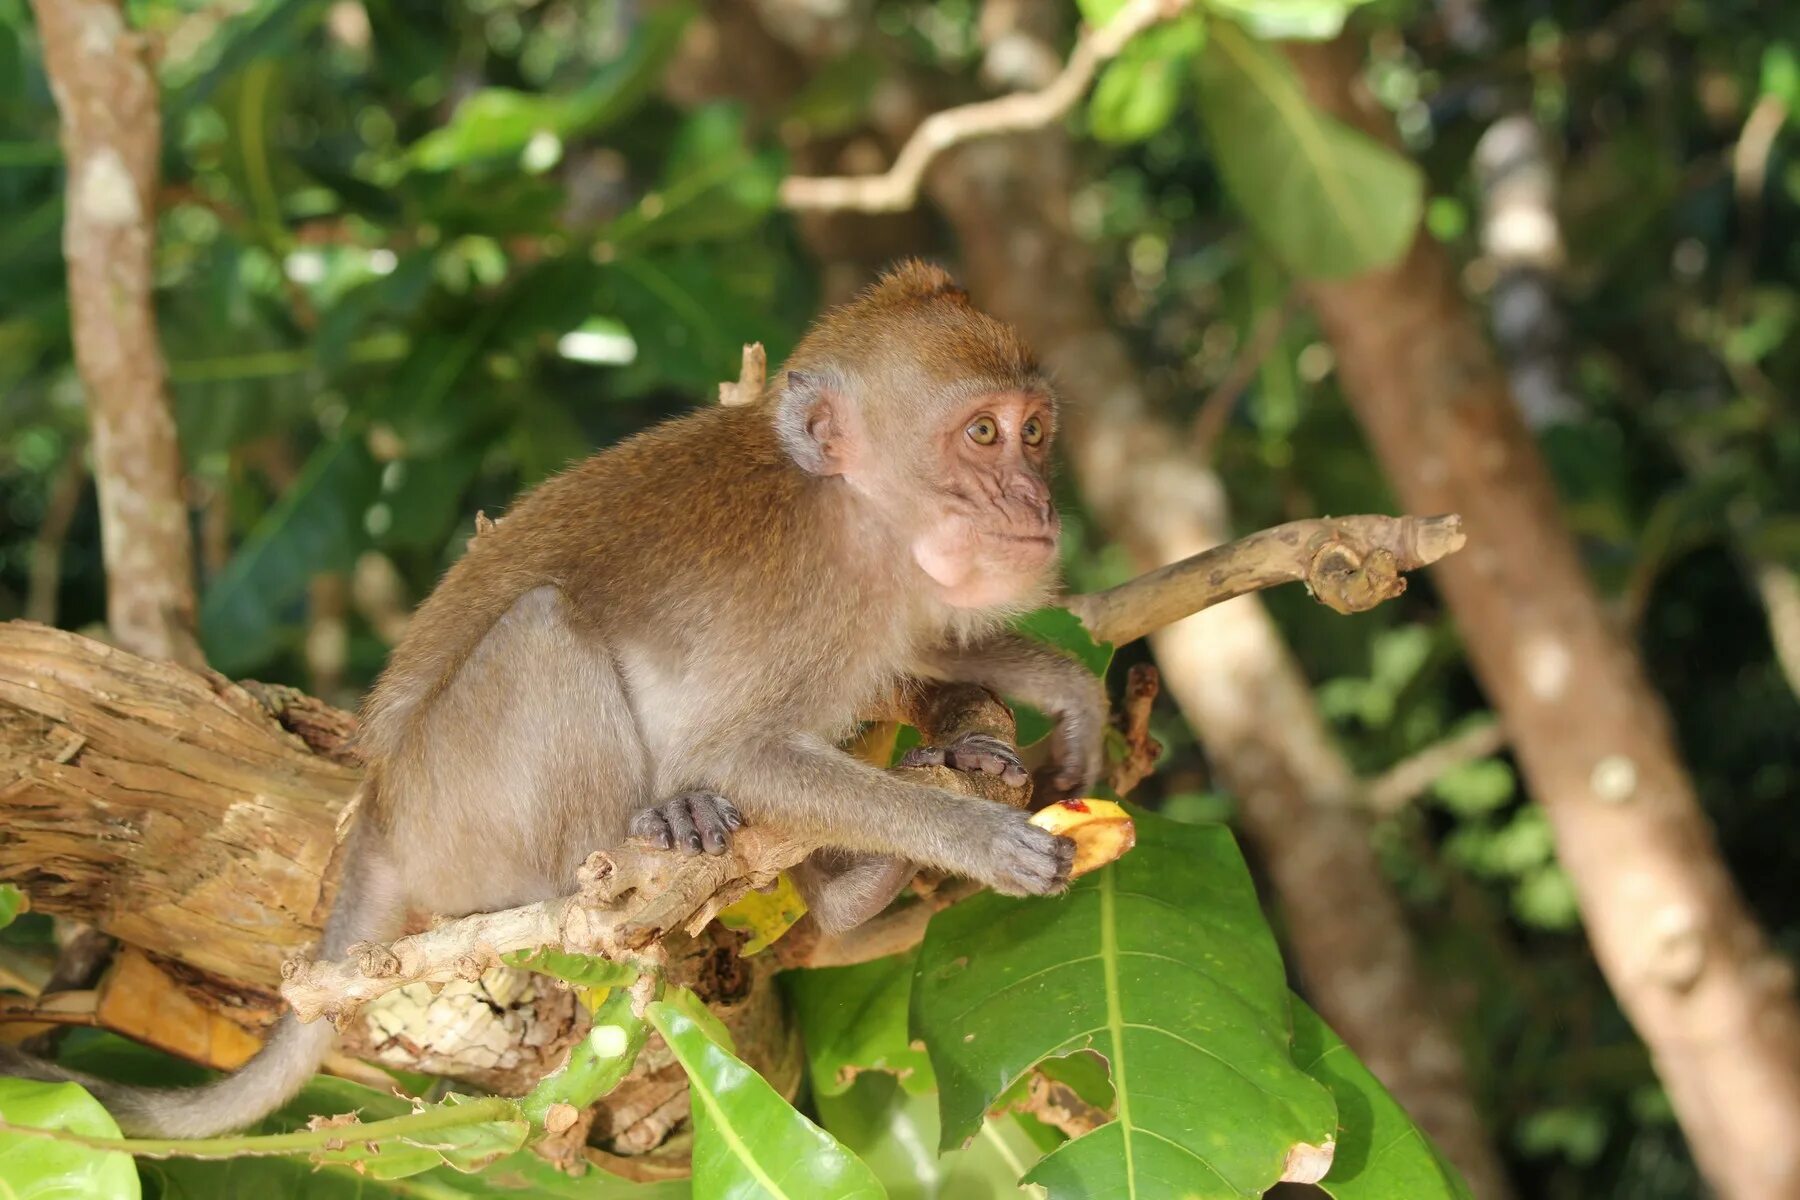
left=1291, top=35, right=1800, bottom=1199
left=30, top=0, right=203, bottom=667
left=925, top=131, right=1515, bottom=1198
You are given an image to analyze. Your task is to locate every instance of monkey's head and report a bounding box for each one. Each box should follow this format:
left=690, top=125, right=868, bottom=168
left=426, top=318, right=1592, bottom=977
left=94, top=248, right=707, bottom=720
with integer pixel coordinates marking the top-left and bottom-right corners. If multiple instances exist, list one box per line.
left=774, top=260, right=1060, bottom=611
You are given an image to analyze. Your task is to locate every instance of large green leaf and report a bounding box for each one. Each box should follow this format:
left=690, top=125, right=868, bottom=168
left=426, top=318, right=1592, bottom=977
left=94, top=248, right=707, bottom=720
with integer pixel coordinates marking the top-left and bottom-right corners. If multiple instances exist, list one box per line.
left=0, top=1079, right=140, bottom=1200
left=912, top=809, right=1336, bottom=1198
left=782, top=950, right=937, bottom=1099
left=1290, top=1001, right=1473, bottom=1200
left=1194, top=22, right=1422, bottom=280
left=815, top=1075, right=1045, bottom=1200
left=198, top=433, right=381, bottom=674
left=645, top=999, right=886, bottom=1199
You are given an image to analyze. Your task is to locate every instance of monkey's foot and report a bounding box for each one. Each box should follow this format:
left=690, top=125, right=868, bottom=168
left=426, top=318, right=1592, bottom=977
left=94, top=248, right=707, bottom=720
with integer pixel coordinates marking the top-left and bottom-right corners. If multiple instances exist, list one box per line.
left=899, top=731, right=1027, bottom=787
left=629, top=790, right=742, bottom=857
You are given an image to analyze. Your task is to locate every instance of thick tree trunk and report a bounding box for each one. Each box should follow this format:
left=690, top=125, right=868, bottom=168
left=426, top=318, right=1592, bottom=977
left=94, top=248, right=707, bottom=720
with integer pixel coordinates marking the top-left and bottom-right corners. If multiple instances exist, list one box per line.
left=925, top=132, right=1514, bottom=1199
left=30, top=0, right=202, bottom=667
left=1291, top=36, right=1800, bottom=1198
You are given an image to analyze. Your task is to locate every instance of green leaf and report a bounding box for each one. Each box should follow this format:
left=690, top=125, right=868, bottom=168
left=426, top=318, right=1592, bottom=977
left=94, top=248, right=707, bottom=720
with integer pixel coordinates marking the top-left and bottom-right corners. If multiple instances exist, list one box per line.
left=0, top=882, right=24, bottom=930
left=199, top=433, right=381, bottom=675
left=912, top=808, right=1336, bottom=1197
left=0, top=1080, right=140, bottom=1200
left=405, top=5, right=693, bottom=171
left=502, top=947, right=640, bottom=991
left=1205, top=0, right=1373, bottom=40
left=782, top=950, right=937, bottom=1099
left=645, top=1000, right=887, bottom=1199
left=1012, top=608, right=1113, bottom=678
left=1088, top=17, right=1205, bottom=144
left=1194, top=22, right=1422, bottom=279
left=816, top=1074, right=1045, bottom=1200
left=1290, top=1000, right=1473, bottom=1200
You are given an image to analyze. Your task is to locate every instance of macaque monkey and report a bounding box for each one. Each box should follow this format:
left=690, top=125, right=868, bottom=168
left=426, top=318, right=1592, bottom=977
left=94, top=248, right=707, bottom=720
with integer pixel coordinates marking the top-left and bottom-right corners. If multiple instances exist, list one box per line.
left=1, top=261, right=1108, bottom=1136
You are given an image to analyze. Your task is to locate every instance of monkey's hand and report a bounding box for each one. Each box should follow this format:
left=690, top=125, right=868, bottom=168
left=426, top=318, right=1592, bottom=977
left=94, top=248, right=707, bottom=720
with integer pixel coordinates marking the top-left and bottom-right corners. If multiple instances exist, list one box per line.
left=964, top=805, right=1077, bottom=896
left=629, top=790, right=743, bottom=857
left=1037, top=701, right=1106, bottom=806
left=898, top=731, right=1027, bottom=787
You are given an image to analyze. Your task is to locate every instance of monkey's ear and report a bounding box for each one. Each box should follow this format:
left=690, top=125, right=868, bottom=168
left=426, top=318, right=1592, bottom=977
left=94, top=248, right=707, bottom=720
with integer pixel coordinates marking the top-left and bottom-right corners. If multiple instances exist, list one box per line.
left=774, top=370, right=853, bottom=476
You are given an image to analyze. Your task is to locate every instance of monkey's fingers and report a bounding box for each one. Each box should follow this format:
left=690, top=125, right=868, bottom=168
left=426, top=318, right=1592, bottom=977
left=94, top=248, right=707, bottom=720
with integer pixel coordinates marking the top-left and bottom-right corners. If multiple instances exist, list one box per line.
left=629, top=791, right=741, bottom=857
left=900, top=732, right=1028, bottom=787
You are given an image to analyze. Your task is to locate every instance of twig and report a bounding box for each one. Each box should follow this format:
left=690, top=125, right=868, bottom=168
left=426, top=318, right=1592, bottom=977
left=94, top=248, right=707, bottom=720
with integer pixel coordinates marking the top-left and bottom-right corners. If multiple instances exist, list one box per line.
left=718, top=342, right=768, bottom=406
left=1360, top=720, right=1508, bottom=816
left=779, top=0, right=1190, bottom=213
left=1191, top=295, right=1300, bottom=456
left=1107, top=663, right=1162, bottom=797
left=1065, top=514, right=1466, bottom=646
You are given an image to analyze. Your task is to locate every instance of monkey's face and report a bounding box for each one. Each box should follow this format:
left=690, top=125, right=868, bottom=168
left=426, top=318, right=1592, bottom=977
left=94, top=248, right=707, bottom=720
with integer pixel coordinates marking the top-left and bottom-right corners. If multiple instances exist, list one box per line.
left=910, top=390, right=1060, bottom=610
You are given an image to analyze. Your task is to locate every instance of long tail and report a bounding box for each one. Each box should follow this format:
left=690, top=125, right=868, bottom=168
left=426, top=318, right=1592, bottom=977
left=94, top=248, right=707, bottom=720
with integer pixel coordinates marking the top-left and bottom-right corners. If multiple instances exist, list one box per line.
left=0, top=820, right=404, bottom=1138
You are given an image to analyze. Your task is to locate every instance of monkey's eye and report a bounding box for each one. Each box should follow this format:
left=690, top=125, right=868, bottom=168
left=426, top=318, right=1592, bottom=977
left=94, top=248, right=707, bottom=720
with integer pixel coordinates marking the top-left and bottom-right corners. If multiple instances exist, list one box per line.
left=967, top=416, right=999, bottom=445
left=1021, top=416, right=1045, bottom=446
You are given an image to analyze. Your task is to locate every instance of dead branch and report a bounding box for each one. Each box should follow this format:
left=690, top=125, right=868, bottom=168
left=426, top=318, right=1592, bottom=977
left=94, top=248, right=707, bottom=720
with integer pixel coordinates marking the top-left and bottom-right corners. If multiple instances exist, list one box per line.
left=1107, top=664, right=1162, bottom=797
left=778, top=0, right=1190, bottom=213
left=1065, top=513, right=1466, bottom=646
left=30, top=0, right=203, bottom=667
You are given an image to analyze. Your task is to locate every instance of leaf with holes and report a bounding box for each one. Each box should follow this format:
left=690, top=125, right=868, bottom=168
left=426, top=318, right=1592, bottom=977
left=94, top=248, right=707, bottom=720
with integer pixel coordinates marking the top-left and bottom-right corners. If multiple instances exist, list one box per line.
left=783, top=949, right=937, bottom=1099
left=912, top=808, right=1336, bottom=1198
left=1194, top=22, right=1422, bottom=279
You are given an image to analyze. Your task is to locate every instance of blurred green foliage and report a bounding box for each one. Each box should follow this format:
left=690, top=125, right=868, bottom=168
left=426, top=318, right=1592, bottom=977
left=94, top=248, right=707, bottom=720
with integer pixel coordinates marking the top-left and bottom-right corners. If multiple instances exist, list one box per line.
left=0, top=0, right=1795, bottom=1197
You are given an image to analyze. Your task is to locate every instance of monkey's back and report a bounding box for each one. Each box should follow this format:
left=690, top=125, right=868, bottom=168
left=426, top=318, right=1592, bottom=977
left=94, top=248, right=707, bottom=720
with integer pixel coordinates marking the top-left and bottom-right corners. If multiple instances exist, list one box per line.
left=358, top=403, right=910, bottom=816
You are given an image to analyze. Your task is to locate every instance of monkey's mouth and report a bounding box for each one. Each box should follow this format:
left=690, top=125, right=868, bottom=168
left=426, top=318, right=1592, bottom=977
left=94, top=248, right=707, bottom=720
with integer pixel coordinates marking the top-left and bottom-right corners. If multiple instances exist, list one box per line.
left=993, top=532, right=1058, bottom=548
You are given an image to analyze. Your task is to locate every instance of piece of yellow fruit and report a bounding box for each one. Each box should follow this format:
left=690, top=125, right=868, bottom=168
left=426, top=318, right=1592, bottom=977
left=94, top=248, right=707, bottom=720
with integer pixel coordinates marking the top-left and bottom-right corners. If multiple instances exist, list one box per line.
left=1029, top=798, right=1136, bottom=878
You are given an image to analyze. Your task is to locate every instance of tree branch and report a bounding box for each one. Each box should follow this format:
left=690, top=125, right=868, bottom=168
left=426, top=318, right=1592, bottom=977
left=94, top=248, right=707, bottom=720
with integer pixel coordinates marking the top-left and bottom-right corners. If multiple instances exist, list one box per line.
left=30, top=0, right=203, bottom=667
left=778, top=0, right=1190, bottom=213
left=1066, top=513, right=1466, bottom=646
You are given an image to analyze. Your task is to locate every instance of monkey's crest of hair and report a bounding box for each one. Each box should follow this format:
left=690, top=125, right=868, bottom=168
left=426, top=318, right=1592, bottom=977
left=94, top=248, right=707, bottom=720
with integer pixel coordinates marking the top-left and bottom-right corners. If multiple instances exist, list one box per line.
left=782, top=258, right=1045, bottom=398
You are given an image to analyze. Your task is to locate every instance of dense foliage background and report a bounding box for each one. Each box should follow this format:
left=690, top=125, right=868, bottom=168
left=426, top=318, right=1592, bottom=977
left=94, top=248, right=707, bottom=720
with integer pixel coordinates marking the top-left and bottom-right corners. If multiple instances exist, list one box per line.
left=1, top=0, right=1796, bottom=1197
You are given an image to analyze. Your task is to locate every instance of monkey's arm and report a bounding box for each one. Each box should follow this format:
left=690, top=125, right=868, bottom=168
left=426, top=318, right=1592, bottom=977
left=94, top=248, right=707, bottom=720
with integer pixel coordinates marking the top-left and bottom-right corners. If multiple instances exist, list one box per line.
left=916, top=634, right=1108, bottom=801
left=704, top=733, right=1072, bottom=899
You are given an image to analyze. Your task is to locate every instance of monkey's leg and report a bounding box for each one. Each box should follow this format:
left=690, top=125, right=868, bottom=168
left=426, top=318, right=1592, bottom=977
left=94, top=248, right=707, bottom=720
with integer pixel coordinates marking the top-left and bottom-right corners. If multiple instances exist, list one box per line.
left=709, top=734, right=1074, bottom=897
left=629, top=790, right=742, bottom=856
left=790, top=851, right=918, bottom=933
left=917, top=634, right=1109, bottom=802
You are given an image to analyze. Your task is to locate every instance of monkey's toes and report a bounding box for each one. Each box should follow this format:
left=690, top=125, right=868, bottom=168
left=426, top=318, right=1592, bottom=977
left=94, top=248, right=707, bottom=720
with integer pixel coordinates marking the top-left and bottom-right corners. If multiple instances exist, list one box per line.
left=629, top=791, right=742, bottom=856
left=900, top=732, right=1028, bottom=787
